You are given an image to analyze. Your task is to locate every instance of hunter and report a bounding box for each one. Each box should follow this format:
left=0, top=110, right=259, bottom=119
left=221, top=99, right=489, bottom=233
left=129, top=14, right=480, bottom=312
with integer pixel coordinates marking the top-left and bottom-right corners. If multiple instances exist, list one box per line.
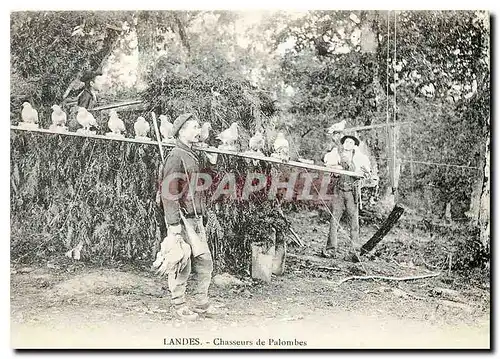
left=157, top=113, right=218, bottom=321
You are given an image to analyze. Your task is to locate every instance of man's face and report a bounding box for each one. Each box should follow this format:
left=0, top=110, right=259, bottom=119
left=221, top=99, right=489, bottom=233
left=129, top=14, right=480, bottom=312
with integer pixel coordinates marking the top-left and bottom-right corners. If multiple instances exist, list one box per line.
left=179, top=120, right=201, bottom=143
left=343, top=138, right=356, bottom=151
left=90, top=76, right=103, bottom=91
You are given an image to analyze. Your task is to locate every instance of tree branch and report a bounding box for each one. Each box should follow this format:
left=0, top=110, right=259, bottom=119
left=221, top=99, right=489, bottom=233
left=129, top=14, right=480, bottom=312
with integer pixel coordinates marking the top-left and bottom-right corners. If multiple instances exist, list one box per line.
left=337, top=272, right=441, bottom=286
left=301, top=128, right=313, bottom=138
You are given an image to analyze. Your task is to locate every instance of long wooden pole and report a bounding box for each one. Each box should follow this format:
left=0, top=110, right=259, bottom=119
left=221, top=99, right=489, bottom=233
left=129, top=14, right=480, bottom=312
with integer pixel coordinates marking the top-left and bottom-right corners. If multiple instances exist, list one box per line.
left=10, top=125, right=362, bottom=177
left=345, top=121, right=410, bottom=132
left=150, top=112, right=165, bottom=163
left=90, top=100, right=144, bottom=112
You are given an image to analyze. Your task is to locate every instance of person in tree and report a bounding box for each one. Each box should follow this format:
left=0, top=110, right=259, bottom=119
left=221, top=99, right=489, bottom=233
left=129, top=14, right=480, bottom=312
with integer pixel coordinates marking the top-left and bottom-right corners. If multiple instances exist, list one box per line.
left=323, top=134, right=371, bottom=259
left=77, top=70, right=102, bottom=109
left=157, top=113, right=219, bottom=321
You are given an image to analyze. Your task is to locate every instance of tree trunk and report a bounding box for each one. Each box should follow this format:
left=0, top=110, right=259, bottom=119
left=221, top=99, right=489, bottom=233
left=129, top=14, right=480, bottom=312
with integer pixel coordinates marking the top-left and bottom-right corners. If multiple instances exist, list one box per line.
left=174, top=13, right=191, bottom=54
left=478, top=131, right=490, bottom=247
left=136, top=12, right=156, bottom=88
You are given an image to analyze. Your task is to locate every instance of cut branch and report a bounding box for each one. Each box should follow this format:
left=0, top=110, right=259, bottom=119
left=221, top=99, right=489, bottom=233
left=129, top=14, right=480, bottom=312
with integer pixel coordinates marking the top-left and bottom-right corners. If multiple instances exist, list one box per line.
left=360, top=205, right=405, bottom=255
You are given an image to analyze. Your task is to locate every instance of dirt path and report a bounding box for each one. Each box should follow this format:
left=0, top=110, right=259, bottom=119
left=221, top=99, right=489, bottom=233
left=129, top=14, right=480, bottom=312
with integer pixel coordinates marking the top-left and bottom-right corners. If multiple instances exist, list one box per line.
left=10, top=212, right=490, bottom=349
left=11, top=262, right=490, bottom=349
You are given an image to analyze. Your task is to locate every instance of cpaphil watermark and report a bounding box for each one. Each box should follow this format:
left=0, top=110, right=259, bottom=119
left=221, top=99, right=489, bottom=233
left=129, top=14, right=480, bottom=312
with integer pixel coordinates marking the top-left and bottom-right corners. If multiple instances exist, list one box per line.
left=159, top=168, right=351, bottom=205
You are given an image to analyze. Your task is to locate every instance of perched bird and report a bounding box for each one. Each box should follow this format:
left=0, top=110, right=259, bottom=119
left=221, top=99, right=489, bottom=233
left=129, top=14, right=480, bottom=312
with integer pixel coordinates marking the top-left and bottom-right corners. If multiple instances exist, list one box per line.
left=217, top=122, right=239, bottom=146
left=200, top=122, right=212, bottom=143
left=327, top=119, right=347, bottom=134
left=107, top=110, right=126, bottom=135
left=352, top=148, right=371, bottom=175
left=65, top=240, right=84, bottom=260
left=134, top=116, right=150, bottom=138
left=76, top=107, right=98, bottom=132
left=159, top=115, right=174, bottom=142
left=50, top=105, right=67, bottom=127
left=249, top=131, right=265, bottom=152
left=324, top=147, right=341, bottom=167
left=272, top=132, right=290, bottom=161
left=21, top=102, right=39, bottom=124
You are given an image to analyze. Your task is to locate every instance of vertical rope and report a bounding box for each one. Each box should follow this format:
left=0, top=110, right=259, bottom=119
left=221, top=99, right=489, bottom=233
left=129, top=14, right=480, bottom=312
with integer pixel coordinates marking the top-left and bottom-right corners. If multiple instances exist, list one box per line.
left=385, top=11, right=391, bottom=196
left=385, top=11, right=390, bottom=133
left=410, top=123, right=415, bottom=231
left=393, top=10, right=398, bottom=200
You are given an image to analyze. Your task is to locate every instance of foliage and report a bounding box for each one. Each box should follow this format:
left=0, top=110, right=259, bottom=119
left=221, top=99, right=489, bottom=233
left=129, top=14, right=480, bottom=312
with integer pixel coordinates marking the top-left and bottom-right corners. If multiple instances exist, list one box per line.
left=269, top=10, right=489, bottom=220
left=10, top=10, right=490, bottom=270
left=10, top=11, right=131, bottom=108
left=10, top=131, right=161, bottom=265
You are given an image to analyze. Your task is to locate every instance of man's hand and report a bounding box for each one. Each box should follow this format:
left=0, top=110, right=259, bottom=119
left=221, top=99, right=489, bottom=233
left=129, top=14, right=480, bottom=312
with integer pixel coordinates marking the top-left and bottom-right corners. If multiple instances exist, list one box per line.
left=361, top=167, right=371, bottom=179
left=330, top=164, right=343, bottom=177
left=169, top=224, right=183, bottom=235
left=206, top=152, right=218, bottom=165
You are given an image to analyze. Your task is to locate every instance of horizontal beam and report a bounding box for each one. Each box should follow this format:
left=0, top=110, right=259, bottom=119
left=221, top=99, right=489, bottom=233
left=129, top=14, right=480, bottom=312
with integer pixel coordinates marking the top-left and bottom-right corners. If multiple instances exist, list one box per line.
left=10, top=126, right=362, bottom=177
left=344, top=121, right=411, bottom=132
left=90, top=100, right=144, bottom=112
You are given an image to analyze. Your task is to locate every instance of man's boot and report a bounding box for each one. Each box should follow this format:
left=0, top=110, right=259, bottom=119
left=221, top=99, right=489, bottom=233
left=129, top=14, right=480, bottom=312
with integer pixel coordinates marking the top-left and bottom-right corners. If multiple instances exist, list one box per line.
left=192, top=303, right=219, bottom=318
left=172, top=305, right=199, bottom=321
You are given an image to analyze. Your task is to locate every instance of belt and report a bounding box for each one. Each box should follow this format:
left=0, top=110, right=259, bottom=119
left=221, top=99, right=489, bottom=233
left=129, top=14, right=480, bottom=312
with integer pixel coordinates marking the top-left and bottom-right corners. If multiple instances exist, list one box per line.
left=338, top=184, right=354, bottom=192
left=183, top=212, right=198, bottom=219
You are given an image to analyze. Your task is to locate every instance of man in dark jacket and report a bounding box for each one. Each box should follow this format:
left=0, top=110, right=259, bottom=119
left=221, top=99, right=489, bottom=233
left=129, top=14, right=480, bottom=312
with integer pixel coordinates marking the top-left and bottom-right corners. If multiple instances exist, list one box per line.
left=77, top=71, right=100, bottom=110
left=159, top=113, right=218, bottom=321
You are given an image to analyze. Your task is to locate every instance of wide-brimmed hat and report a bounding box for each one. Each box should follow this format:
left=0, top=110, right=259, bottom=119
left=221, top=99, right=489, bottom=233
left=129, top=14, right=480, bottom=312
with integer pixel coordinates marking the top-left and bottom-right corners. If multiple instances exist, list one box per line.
left=340, top=134, right=360, bottom=146
left=81, top=70, right=103, bottom=83
left=171, top=113, right=194, bottom=138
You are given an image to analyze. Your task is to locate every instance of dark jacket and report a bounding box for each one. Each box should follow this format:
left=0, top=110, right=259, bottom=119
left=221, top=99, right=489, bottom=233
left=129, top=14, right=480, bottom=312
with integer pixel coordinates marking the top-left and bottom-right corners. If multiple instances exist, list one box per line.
left=335, top=149, right=359, bottom=193
left=77, top=88, right=97, bottom=109
left=160, top=140, right=212, bottom=226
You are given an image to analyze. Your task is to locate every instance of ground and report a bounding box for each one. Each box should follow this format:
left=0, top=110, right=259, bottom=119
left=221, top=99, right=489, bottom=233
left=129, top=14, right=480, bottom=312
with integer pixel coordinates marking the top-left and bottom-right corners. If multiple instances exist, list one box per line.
left=10, top=211, right=490, bottom=349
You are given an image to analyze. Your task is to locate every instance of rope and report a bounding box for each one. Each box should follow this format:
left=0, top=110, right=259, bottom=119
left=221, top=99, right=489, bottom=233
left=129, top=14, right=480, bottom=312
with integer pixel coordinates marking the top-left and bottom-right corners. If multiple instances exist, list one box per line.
left=393, top=11, right=398, bottom=197
left=385, top=11, right=390, bottom=135
left=410, top=124, right=415, bottom=231
left=402, top=159, right=479, bottom=170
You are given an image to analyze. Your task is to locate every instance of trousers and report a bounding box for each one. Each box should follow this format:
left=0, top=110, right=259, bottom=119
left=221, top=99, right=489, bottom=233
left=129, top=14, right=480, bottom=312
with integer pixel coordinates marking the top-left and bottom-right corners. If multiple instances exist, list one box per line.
left=327, top=189, right=360, bottom=250
left=167, top=219, right=213, bottom=308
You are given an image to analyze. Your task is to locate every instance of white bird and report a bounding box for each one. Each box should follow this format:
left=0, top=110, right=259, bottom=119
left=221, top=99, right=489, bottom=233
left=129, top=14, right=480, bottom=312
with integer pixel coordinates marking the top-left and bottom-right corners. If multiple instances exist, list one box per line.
left=200, top=122, right=212, bottom=143
left=65, top=240, right=84, bottom=260
left=159, top=115, right=174, bottom=141
left=249, top=131, right=265, bottom=152
left=272, top=132, right=290, bottom=161
left=108, top=110, right=125, bottom=134
left=134, top=116, right=150, bottom=138
left=327, top=119, right=346, bottom=134
left=76, top=107, right=98, bottom=131
left=51, top=105, right=67, bottom=126
left=217, top=122, right=239, bottom=146
left=324, top=147, right=341, bottom=167
left=21, top=102, right=38, bottom=123
left=352, top=148, right=371, bottom=175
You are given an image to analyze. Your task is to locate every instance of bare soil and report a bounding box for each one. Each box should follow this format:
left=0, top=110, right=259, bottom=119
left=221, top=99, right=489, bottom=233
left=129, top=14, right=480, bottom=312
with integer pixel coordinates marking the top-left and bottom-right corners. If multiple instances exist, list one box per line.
left=10, top=212, right=490, bottom=349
